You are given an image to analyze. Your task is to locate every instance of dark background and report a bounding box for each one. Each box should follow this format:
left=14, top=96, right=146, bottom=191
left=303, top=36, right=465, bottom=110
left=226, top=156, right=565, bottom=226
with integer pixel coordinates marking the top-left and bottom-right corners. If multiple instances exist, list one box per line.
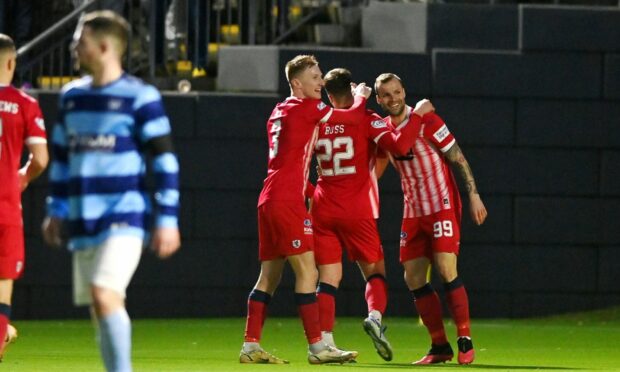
left=14, top=3, right=620, bottom=319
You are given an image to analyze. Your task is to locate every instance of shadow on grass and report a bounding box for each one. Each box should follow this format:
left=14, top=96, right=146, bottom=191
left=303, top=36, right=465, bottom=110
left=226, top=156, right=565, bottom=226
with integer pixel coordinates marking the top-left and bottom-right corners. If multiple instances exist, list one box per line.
left=327, top=363, right=581, bottom=370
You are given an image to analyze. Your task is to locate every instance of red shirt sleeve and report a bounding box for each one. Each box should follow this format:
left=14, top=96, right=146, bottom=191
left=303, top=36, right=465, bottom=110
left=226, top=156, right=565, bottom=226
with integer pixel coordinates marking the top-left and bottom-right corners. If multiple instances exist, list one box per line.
left=22, top=98, right=47, bottom=143
left=375, top=112, right=422, bottom=156
left=324, top=96, right=367, bottom=125
left=422, top=112, right=455, bottom=153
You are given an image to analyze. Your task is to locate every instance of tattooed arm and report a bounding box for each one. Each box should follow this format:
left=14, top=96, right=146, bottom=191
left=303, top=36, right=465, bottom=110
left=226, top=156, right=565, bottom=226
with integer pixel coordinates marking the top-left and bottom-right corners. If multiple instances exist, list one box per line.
left=444, top=143, right=487, bottom=225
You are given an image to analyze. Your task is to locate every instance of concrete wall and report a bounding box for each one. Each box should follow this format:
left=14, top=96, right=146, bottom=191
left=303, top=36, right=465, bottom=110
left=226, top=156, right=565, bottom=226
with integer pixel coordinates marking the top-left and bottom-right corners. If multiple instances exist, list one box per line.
left=13, top=3, right=620, bottom=319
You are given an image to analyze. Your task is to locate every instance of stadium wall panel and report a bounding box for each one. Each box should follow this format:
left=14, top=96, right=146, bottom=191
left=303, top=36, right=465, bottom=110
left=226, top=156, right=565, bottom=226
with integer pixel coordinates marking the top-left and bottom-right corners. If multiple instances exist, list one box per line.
left=599, top=246, right=620, bottom=292
left=601, top=151, right=620, bottom=196
left=515, top=198, right=620, bottom=245
left=465, top=148, right=599, bottom=196
left=432, top=98, right=515, bottom=146
left=361, top=1, right=427, bottom=53
left=519, top=5, right=620, bottom=52
left=517, top=100, right=620, bottom=148
left=427, top=4, right=518, bottom=50
left=433, top=50, right=601, bottom=99
left=604, top=54, right=620, bottom=100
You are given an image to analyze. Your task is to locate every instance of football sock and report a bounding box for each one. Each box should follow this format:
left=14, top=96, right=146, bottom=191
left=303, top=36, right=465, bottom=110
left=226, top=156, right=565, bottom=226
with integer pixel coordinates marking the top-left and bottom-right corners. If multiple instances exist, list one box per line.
left=294, top=292, right=322, bottom=345
left=98, top=308, right=131, bottom=372
left=317, top=282, right=337, bottom=332
left=321, top=331, right=335, bottom=347
left=0, top=303, right=10, bottom=348
left=242, top=341, right=260, bottom=353
left=444, top=277, right=471, bottom=338
left=412, top=283, right=448, bottom=345
left=365, top=274, right=388, bottom=315
left=244, top=289, right=271, bottom=342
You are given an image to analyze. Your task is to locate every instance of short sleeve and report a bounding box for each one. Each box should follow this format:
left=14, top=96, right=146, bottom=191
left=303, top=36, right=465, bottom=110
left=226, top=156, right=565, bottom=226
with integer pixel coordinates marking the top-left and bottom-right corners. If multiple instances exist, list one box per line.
left=23, top=99, right=47, bottom=145
left=302, top=98, right=333, bottom=124
left=422, top=112, right=455, bottom=153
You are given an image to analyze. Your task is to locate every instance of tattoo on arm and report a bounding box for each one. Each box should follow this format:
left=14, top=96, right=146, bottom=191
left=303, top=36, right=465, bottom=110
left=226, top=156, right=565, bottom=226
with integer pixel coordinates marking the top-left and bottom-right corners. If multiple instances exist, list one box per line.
left=444, top=143, right=479, bottom=195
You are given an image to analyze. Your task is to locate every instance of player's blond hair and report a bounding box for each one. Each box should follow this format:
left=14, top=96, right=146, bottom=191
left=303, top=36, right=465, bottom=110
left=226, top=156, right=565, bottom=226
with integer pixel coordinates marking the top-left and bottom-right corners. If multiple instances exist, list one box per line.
left=81, top=10, right=130, bottom=56
left=374, top=73, right=404, bottom=93
left=0, top=34, right=15, bottom=58
left=285, top=55, right=318, bottom=84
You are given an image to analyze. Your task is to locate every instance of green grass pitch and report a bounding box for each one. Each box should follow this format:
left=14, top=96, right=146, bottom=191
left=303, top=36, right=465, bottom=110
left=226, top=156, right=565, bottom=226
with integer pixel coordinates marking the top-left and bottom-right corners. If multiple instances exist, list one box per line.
left=3, top=308, right=620, bottom=371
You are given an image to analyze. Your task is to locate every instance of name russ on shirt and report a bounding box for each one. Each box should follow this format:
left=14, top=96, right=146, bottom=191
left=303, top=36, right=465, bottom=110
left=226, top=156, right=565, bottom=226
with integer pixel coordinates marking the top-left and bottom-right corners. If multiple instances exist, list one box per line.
left=324, top=124, right=345, bottom=135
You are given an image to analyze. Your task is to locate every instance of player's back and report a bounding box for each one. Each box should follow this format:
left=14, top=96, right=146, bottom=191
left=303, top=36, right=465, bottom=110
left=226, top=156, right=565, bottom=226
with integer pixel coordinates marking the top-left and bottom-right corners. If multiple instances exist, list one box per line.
left=0, top=86, right=45, bottom=225
left=313, top=110, right=384, bottom=219
left=259, top=96, right=331, bottom=206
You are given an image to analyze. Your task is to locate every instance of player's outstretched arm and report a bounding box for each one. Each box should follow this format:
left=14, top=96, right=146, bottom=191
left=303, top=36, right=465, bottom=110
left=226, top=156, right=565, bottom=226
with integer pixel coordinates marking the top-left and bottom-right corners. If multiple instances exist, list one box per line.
left=323, top=83, right=372, bottom=125
left=444, top=143, right=487, bottom=225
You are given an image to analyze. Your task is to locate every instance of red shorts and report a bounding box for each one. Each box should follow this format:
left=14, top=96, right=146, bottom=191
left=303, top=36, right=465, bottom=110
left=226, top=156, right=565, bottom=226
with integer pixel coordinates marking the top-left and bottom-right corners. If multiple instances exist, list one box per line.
left=399, top=209, right=461, bottom=263
left=258, top=201, right=314, bottom=261
left=0, top=225, right=25, bottom=279
left=313, top=215, right=383, bottom=265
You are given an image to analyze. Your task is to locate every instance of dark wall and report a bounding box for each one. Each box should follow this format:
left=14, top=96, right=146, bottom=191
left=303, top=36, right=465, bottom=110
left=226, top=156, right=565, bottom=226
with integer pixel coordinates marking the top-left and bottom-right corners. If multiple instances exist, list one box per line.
left=14, top=3, right=620, bottom=319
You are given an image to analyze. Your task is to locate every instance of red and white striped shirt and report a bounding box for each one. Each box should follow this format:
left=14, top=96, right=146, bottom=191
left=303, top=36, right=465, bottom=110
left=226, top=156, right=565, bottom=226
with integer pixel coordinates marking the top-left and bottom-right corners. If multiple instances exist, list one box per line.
left=386, top=107, right=461, bottom=218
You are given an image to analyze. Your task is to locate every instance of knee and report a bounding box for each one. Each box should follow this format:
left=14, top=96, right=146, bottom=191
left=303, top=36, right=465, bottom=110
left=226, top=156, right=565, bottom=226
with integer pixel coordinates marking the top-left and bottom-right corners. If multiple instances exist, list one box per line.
left=91, top=287, right=123, bottom=317
left=435, top=263, right=457, bottom=283
left=403, top=270, right=426, bottom=290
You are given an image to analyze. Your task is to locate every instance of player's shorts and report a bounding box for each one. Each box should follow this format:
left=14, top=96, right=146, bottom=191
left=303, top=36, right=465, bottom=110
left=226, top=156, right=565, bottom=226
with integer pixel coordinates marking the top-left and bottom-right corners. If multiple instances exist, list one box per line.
left=313, top=216, right=383, bottom=265
left=399, top=209, right=461, bottom=263
left=0, top=225, right=25, bottom=279
left=258, top=201, right=314, bottom=261
left=73, top=235, right=142, bottom=306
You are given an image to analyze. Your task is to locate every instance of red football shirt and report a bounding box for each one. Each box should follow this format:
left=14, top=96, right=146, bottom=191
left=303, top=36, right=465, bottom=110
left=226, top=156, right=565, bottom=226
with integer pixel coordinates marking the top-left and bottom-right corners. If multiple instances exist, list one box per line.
left=312, top=110, right=387, bottom=219
left=386, top=108, right=462, bottom=218
left=258, top=95, right=366, bottom=206
left=0, top=86, right=47, bottom=226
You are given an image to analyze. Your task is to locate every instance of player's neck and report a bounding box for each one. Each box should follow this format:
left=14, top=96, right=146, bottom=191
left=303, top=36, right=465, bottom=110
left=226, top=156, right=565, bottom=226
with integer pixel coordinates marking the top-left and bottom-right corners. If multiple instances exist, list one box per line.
left=91, top=62, right=123, bottom=87
left=390, top=109, right=409, bottom=126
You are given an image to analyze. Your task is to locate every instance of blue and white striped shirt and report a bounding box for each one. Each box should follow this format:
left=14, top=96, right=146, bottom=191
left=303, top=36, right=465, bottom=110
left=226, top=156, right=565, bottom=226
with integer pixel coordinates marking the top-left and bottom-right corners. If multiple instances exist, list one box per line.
left=47, top=74, right=179, bottom=250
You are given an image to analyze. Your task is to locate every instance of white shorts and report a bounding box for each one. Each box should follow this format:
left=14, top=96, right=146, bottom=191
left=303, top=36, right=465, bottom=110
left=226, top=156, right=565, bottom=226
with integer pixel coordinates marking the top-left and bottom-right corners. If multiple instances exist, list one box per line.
left=72, top=235, right=143, bottom=306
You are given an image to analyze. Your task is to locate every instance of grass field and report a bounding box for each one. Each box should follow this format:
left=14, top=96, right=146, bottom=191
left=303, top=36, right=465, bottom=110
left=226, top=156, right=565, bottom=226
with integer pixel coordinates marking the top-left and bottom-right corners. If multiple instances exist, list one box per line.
left=3, top=309, right=620, bottom=371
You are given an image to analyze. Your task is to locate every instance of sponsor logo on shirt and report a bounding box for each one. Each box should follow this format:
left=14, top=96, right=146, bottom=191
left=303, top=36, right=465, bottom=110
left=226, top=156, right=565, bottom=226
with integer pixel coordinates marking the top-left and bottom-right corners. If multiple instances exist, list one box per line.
left=433, top=124, right=450, bottom=142
left=69, top=134, right=117, bottom=151
left=317, top=102, right=327, bottom=110
left=304, top=219, right=312, bottom=226
left=400, top=231, right=407, bottom=239
left=16, top=261, right=23, bottom=273
left=0, top=100, right=18, bottom=114
left=303, top=218, right=313, bottom=234
left=292, top=239, right=301, bottom=248
left=371, top=120, right=387, bottom=129
left=108, top=99, right=123, bottom=111
left=35, top=117, right=45, bottom=130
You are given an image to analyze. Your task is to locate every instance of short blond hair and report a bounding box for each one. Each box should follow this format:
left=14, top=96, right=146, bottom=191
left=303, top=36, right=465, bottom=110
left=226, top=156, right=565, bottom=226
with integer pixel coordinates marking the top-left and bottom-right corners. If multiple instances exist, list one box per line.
left=81, top=10, right=130, bottom=56
left=285, top=55, right=318, bottom=83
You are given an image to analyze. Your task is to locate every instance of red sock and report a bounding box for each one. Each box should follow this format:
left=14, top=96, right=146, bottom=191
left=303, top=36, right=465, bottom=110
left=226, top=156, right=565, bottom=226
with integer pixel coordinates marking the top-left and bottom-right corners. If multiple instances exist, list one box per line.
left=444, top=278, right=471, bottom=338
left=295, top=293, right=322, bottom=344
left=412, top=284, right=448, bottom=345
left=317, top=282, right=337, bottom=332
left=0, top=303, right=10, bottom=351
left=365, top=274, right=388, bottom=314
left=244, top=289, right=271, bottom=342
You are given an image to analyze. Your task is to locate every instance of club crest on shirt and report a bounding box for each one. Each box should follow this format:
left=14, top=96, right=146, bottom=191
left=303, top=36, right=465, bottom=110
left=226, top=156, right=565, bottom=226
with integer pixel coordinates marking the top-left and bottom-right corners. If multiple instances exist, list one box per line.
left=317, top=102, right=327, bottom=110
left=35, top=117, right=45, bottom=130
left=303, top=218, right=313, bottom=234
left=371, top=120, right=387, bottom=129
left=400, top=231, right=407, bottom=239
left=292, top=240, right=301, bottom=248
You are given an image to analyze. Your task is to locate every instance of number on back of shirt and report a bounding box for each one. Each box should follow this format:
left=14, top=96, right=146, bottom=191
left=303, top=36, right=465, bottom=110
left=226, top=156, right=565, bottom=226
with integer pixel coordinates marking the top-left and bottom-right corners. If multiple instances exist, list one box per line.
left=433, top=220, right=453, bottom=238
left=315, top=136, right=355, bottom=176
left=269, top=119, right=281, bottom=159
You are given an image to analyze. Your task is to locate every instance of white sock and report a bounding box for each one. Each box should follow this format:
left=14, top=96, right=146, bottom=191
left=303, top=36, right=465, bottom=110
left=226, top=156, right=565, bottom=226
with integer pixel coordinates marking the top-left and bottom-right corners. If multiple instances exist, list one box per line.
left=243, top=342, right=260, bottom=352
left=369, top=310, right=382, bottom=322
left=309, top=340, right=328, bottom=354
left=321, top=331, right=335, bottom=347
